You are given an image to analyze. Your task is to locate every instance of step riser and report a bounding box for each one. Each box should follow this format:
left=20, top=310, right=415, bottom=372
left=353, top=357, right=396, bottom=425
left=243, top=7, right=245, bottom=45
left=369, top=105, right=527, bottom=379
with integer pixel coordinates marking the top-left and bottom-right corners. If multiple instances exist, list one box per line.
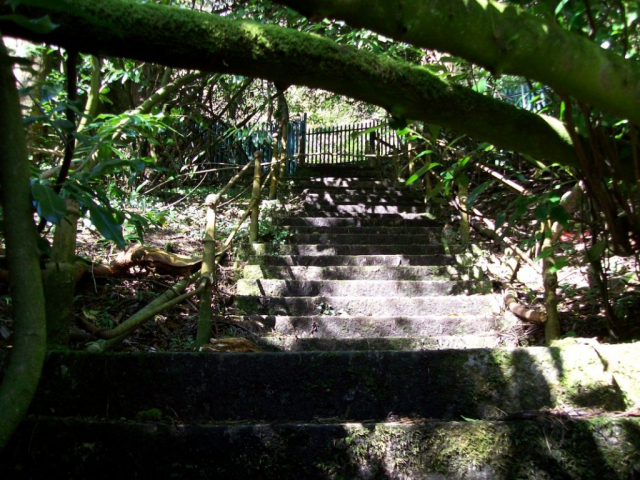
left=249, top=244, right=447, bottom=256
left=237, top=294, right=501, bottom=316
left=279, top=217, right=441, bottom=227
left=236, top=279, right=490, bottom=297
left=295, top=186, right=417, bottom=195
left=301, top=195, right=424, bottom=205
left=248, top=255, right=456, bottom=267
left=287, top=233, right=441, bottom=245
left=288, top=226, right=443, bottom=235
left=22, top=346, right=640, bottom=422
left=297, top=179, right=395, bottom=188
left=300, top=205, right=425, bottom=215
left=258, top=336, right=504, bottom=351
left=242, top=265, right=473, bottom=281
left=7, top=417, right=636, bottom=480
left=302, top=193, right=422, bottom=204
left=249, top=315, right=506, bottom=337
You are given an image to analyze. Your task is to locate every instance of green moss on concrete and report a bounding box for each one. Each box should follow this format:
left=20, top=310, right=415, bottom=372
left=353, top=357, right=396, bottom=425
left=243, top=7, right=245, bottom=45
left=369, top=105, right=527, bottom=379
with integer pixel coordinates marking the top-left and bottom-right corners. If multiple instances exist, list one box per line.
left=318, top=418, right=640, bottom=479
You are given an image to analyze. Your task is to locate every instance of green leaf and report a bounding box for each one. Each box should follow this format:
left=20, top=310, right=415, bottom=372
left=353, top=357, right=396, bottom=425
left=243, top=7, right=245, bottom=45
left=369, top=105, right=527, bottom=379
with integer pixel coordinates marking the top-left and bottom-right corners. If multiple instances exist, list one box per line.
left=534, top=248, right=555, bottom=262
left=428, top=124, right=441, bottom=141
left=549, top=204, right=570, bottom=226
left=550, top=256, right=569, bottom=273
left=414, top=149, right=433, bottom=159
left=405, top=162, right=440, bottom=185
left=534, top=205, right=548, bottom=222
left=472, top=78, right=487, bottom=94
left=51, top=118, right=75, bottom=132
left=460, top=415, right=479, bottom=423
left=0, top=14, right=58, bottom=34
left=426, top=180, right=444, bottom=199
left=88, top=203, right=125, bottom=248
left=31, top=184, right=67, bottom=224
left=587, top=241, right=606, bottom=262
left=466, top=181, right=491, bottom=208
left=456, top=173, right=469, bottom=189
left=495, top=212, right=506, bottom=229
left=89, top=159, right=135, bottom=179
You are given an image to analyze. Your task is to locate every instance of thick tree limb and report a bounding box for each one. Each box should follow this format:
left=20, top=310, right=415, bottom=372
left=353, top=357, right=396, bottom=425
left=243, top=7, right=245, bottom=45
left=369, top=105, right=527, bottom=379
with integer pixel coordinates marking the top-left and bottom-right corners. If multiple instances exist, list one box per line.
left=275, top=0, right=640, bottom=125
left=0, top=0, right=578, bottom=167
left=0, top=37, right=46, bottom=448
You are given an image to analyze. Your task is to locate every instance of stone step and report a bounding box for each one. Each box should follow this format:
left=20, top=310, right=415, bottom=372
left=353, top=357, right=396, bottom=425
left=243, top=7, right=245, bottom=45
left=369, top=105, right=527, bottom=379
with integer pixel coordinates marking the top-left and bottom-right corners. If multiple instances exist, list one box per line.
left=245, top=314, right=508, bottom=337
left=236, top=279, right=491, bottom=297
left=242, top=264, right=475, bottom=281
left=278, top=216, right=442, bottom=227
left=18, top=345, right=640, bottom=422
left=287, top=233, right=441, bottom=245
left=247, top=254, right=456, bottom=267
left=301, top=193, right=424, bottom=205
left=287, top=225, right=444, bottom=235
left=248, top=244, right=447, bottom=256
left=6, top=416, right=637, bottom=479
left=236, top=294, right=502, bottom=316
left=301, top=190, right=422, bottom=203
left=257, top=335, right=508, bottom=351
left=299, top=204, right=425, bottom=215
left=297, top=178, right=395, bottom=188
left=295, top=185, right=418, bottom=195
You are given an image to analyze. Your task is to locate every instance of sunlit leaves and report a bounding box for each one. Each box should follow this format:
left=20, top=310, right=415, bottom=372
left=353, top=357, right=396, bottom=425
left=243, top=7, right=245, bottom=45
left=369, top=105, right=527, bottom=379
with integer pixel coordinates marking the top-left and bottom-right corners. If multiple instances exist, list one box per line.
left=0, top=14, right=58, bottom=33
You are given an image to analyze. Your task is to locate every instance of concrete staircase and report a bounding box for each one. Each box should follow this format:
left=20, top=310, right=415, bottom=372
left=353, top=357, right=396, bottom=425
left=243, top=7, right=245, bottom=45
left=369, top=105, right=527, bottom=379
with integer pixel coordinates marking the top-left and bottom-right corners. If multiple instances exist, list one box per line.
left=2, top=163, right=640, bottom=479
left=238, top=162, right=508, bottom=352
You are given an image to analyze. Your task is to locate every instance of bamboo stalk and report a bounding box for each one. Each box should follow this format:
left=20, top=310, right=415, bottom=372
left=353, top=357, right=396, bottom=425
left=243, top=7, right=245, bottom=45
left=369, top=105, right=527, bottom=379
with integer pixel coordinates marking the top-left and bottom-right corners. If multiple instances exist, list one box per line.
left=196, top=196, right=217, bottom=348
left=250, top=151, right=263, bottom=241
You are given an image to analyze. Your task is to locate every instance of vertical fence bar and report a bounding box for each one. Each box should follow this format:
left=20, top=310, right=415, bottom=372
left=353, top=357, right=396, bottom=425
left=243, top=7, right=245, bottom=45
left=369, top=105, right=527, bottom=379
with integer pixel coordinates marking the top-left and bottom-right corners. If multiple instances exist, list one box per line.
left=299, top=113, right=307, bottom=167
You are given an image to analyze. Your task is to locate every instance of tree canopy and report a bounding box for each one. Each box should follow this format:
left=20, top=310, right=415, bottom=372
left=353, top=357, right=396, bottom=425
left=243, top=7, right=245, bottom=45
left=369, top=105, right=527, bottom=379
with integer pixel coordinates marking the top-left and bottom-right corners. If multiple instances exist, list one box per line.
left=0, top=0, right=580, bottom=167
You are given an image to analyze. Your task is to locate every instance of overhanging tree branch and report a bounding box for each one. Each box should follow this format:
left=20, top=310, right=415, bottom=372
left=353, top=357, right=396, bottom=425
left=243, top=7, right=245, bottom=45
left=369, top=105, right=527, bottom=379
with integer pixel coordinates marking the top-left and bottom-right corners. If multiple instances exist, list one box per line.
left=274, top=0, right=640, bottom=126
left=0, top=0, right=578, bottom=167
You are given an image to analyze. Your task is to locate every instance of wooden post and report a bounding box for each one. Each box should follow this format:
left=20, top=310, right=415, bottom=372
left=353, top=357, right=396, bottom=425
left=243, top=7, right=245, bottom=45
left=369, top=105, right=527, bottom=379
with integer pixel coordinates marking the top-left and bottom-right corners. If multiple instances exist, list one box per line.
left=250, top=150, right=262, bottom=242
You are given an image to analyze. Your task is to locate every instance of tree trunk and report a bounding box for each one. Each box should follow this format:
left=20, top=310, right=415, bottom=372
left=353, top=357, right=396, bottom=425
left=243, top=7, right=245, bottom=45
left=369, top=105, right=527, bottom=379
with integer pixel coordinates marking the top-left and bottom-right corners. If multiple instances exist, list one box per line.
left=0, top=37, right=47, bottom=448
left=44, top=199, right=80, bottom=348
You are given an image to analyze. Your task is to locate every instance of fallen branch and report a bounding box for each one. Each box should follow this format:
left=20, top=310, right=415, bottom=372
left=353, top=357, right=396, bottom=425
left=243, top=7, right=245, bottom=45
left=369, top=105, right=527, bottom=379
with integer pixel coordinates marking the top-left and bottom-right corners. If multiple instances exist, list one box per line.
left=504, top=291, right=546, bottom=324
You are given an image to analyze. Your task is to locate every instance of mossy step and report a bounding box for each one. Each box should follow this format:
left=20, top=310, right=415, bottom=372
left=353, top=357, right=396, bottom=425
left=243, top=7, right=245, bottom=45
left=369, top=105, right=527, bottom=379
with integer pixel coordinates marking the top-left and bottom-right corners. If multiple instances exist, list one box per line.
left=278, top=216, right=442, bottom=227
left=242, top=265, right=479, bottom=281
left=286, top=233, right=442, bottom=245
left=299, top=204, right=425, bottom=215
left=258, top=335, right=507, bottom=351
left=247, top=254, right=456, bottom=267
left=22, top=416, right=640, bottom=478
left=246, top=314, right=508, bottom=337
left=236, top=293, right=502, bottom=316
left=7, top=417, right=638, bottom=480
left=236, top=279, right=492, bottom=297
left=248, top=243, right=448, bottom=256
left=19, top=345, right=640, bottom=422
